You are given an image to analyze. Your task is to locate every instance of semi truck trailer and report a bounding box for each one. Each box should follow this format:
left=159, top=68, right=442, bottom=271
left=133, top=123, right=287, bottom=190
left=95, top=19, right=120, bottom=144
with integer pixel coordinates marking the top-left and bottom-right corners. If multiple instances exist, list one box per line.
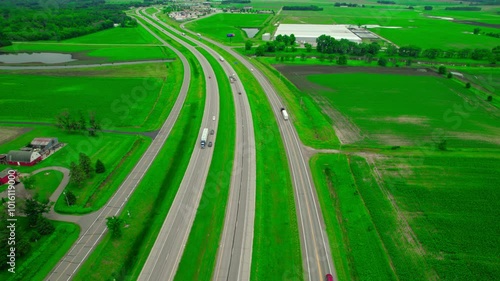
left=201, top=128, right=209, bottom=148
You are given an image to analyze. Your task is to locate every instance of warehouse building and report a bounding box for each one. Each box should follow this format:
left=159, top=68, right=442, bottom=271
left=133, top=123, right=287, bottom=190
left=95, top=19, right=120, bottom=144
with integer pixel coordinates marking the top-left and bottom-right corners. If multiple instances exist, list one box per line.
left=30, top=137, right=59, bottom=152
left=274, top=24, right=362, bottom=45
left=7, top=150, right=42, bottom=166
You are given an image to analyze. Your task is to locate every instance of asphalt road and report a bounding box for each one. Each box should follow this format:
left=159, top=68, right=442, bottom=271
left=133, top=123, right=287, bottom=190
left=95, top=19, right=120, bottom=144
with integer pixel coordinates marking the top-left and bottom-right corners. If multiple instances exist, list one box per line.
left=135, top=9, right=221, bottom=281
left=44, top=12, right=192, bottom=281
left=181, top=17, right=338, bottom=281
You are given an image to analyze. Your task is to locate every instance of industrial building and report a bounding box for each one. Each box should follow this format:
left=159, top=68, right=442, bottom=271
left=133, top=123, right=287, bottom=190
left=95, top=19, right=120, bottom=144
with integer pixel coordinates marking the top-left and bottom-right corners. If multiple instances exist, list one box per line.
left=274, top=24, right=362, bottom=45
left=30, top=137, right=59, bottom=152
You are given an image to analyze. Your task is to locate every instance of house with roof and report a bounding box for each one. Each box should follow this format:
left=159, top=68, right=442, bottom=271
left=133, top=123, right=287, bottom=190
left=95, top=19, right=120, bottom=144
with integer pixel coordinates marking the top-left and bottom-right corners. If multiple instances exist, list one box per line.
left=30, top=137, right=58, bottom=152
left=0, top=168, right=19, bottom=185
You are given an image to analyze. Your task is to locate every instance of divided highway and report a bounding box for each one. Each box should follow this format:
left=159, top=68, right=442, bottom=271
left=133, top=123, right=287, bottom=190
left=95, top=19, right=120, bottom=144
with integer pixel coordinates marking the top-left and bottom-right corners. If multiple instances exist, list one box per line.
left=45, top=13, right=192, bottom=281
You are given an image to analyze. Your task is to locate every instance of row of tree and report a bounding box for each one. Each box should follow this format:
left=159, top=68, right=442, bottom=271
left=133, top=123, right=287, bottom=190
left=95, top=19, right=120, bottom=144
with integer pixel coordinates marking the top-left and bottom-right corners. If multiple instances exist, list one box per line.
left=0, top=0, right=141, bottom=42
left=283, top=5, right=323, bottom=11
left=316, top=35, right=381, bottom=56
left=55, top=111, right=101, bottom=136
left=386, top=44, right=499, bottom=61
left=70, top=152, right=105, bottom=188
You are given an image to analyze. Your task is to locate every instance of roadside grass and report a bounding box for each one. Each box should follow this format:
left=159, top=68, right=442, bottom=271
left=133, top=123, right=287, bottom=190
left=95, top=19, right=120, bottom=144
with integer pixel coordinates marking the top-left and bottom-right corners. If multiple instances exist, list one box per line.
left=184, top=13, right=271, bottom=44
left=0, top=61, right=182, bottom=131
left=174, top=47, right=235, bottom=281
left=310, top=153, right=397, bottom=281
left=26, top=170, right=64, bottom=203
left=72, top=18, right=206, bottom=281
left=353, top=154, right=500, bottom=280
left=1, top=43, right=173, bottom=63
left=62, top=26, right=162, bottom=44
left=306, top=72, right=500, bottom=148
left=0, top=217, right=79, bottom=281
left=252, top=57, right=340, bottom=149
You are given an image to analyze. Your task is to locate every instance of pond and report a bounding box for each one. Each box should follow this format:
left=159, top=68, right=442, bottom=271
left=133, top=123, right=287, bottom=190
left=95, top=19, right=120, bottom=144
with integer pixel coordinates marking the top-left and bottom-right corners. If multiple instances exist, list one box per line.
left=0, top=52, right=76, bottom=64
left=242, top=28, right=259, bottom=38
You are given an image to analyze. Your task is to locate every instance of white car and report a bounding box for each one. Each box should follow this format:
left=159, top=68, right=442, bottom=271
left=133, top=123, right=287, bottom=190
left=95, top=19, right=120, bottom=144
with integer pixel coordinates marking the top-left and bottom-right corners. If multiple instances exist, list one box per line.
left=212, top=116, right=216, bottom=121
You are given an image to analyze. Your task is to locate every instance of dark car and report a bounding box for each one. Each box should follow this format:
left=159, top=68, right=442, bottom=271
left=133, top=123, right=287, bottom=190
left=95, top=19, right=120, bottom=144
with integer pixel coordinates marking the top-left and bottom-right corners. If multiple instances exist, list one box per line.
left=208, top=141, right=213, bottom=147
left=210, top=129, right=214, bottom=135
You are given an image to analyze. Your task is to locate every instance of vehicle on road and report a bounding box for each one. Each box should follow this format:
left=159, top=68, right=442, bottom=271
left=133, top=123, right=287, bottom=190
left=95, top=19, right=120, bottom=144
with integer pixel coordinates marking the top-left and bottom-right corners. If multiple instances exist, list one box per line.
left=212, top=116, right=216, bottom=121
left=326, top=274, right=334, bottom=281
left=208, top=141, right=213, bottom=147
left=219, top=56, right=224, bottom=62
left=201, top=128, right=209, bottom=148
left=281, top=107, right=289, bottom=120
left=210, top=129, right=214, bottom=135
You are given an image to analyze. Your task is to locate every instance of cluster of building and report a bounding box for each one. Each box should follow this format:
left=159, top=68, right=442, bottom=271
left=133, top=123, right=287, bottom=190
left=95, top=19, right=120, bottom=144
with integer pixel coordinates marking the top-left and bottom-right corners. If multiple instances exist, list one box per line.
left=0, top=137, right=61, bottom=167
left=271, top=24, right=380, bottom=45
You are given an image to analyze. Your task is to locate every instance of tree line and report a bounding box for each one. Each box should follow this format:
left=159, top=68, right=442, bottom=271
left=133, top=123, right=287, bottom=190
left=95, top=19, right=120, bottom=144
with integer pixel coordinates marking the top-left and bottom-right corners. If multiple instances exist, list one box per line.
left=385, top=44, right=499, bottom=61
left=55, top=110, right=101, bottom=136
left=316, top=35, right=381, bottom=56
left=0, top=0, right=141, bottom=42
left=69, top=152, right=105, bottom=189
left=283, top=5, right=323, bottom=11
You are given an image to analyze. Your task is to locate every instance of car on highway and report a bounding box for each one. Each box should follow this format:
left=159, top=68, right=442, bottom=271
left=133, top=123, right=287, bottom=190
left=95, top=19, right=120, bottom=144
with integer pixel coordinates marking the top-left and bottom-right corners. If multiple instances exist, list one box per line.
left=212, top=116, right=216, bottom=121
left=210, top=129, right=214, bottom=135
left=326, top=273, right=334, bottom=281
left=208, top=141, right=213, bottom=147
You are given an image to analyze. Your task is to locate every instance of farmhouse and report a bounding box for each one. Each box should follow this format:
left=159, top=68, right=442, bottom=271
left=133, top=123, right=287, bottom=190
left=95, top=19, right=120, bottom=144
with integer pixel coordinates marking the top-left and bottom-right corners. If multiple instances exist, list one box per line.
left=6, top=150, right=42, bottom=166
left=0, top=168, right=19, bottom=185
left=30, top=137, right=58, bottom=152
left=274, top=24, right=362, bottom=44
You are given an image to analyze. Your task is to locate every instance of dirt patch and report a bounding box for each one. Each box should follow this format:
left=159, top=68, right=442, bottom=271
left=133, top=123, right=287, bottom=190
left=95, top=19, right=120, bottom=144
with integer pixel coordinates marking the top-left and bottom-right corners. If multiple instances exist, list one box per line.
left=0, top=126, right=32, bottom=146
left=454, top=20, right=500, bottom=29
left=448, top=131, right=500, bottom=146
left=374, top=116, right=430, bottom=126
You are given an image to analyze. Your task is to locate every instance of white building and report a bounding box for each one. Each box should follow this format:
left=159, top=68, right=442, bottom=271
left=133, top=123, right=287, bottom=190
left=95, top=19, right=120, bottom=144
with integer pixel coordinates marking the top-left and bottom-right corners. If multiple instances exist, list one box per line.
left=274, top=24, right=362, bottom=45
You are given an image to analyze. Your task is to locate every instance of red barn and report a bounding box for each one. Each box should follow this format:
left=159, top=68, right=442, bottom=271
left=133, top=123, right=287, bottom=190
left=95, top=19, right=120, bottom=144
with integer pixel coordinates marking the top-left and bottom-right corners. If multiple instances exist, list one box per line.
left=7, top=150, right=42, bottom=166
left=0, top=168, right=19, bottom=185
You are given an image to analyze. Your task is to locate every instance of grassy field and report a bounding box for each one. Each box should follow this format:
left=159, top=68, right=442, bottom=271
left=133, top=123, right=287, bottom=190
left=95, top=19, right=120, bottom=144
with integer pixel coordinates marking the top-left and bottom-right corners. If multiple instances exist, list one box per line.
left=72, top=16, right=206, bottom=280
left=306, top=72, right=500, bottom=148
left=310, top=154, right=396, bottom=281
left=62, top=26, right=161, bottom=44
left=0, top=218, right=79, bottom=281
left=174, top=48, right=235, bottom=281
left=184, top=13, right=272, bottom=44
left=26, top=169, right=64, bottom=203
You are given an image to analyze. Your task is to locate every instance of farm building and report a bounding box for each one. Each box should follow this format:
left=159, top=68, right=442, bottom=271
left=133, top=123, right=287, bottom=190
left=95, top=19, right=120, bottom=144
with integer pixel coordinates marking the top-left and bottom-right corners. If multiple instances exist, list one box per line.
left=0, top=168, right=19, bottom=185
left=30, top=137, right=58, bottom=152
left=274, top=24, right=362, bottom=44
left=6, top=150, right=42, bottom=166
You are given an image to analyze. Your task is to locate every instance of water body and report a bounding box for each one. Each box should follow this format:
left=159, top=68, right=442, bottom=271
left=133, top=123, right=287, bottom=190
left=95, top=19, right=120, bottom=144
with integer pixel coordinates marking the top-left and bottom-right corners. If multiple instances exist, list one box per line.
left=0, top=52, right=76, bottom=64
left=242, top=28, right=259, bottom=38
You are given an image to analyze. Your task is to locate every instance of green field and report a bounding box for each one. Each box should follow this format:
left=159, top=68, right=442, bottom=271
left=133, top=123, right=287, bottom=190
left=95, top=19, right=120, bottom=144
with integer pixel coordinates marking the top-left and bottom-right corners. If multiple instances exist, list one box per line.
left=27, top=169, right=64, bottom=203
left=62, top=26, right=161, bottom=44
left=306, top=72, right=500, bottom=148
left=184, top=13, right=272, bottom=44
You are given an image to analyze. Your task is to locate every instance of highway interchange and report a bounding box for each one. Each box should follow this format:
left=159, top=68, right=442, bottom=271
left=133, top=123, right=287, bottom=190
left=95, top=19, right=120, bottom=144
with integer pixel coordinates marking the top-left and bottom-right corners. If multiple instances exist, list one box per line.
left=36, top=7, right=336, bottom=281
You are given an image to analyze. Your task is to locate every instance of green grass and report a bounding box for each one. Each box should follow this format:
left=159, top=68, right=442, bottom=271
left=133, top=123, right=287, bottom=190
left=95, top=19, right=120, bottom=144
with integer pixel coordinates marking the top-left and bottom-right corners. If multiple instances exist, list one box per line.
left=306, top=72, right=500, bottom=148
left=354, top=154, right=500, bottom=280
left=0, top=218, right=79, bottom=281
left=184, top=13, right=272, bottom=44
left=72, top=16, right=206, bottom=281
left=62, top=26, right=162, bottom=44
left=26, top=170, right=64, bottom=203
left=310, top=154, right=396, bottom=281
left=174, top=47, right=235, bottom=281
left=0, top=62, right=182, bottom=130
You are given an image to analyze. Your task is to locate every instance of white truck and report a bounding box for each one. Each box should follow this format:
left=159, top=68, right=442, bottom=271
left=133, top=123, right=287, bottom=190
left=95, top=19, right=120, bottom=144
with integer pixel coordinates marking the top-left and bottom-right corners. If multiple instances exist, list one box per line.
left=219, top=56, right=224, bottom=62
left=201, top=128, right=209, bottom=148
left=281, top=108, right=289, bottom=120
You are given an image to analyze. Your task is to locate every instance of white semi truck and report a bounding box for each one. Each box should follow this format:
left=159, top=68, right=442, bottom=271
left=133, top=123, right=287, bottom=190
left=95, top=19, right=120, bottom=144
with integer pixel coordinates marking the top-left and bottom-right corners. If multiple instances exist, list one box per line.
left=281, top=108, right=289, bottom=120
left=201, top=128, right=209, bottom=148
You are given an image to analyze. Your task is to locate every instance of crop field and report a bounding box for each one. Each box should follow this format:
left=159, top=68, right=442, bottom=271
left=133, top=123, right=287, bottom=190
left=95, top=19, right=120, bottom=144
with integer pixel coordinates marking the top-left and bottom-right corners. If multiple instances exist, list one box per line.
left=184, top=13, right=271, bottom=44
left=0, top=62, right=181, bottom=130
left=277, top=66, right=500, bottom=148
left=62, top=26, right=161, bottom=44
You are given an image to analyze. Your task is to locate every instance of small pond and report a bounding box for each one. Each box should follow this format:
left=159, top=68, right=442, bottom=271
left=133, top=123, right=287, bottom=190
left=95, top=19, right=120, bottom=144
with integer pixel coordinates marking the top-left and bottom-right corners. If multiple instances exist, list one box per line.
left=242, top=28, right=259, bottom=38
left=0, top=52, right=76, bottom=64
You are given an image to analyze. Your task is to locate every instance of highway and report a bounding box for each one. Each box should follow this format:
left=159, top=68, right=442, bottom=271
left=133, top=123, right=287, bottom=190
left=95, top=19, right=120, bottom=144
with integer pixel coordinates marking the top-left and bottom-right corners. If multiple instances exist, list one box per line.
left=135, top=8, right=221, bottom=281
left=180, top=18, right=338, bottom=281
left=139, top=9, right=257, bottom=281
left=44, top=12, right=192, bottom=281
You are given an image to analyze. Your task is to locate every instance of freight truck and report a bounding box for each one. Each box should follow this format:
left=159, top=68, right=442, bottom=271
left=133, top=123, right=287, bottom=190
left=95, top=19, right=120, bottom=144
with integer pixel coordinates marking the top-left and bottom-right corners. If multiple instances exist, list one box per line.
left=281, top=108, right=289, bottom=120
left=201, top=128, right=209, bottom=148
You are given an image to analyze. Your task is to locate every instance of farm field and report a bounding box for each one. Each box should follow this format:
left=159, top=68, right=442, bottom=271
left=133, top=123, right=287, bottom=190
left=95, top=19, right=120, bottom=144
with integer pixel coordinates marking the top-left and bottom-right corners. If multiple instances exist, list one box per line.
left=62, top=25, right=162, bottom=44
left=277, top=65, right=500, bottom=148
left=184, top=13, right=272, bottom=44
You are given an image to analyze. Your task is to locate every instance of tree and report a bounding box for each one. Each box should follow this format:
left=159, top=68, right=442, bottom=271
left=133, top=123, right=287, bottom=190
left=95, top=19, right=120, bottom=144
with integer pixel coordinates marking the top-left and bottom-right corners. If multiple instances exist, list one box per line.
left=406, top=59, right=413, bottom=66
left=289, top=34, right=296, bottom=46
left=22, top=175, right=36, bottom=189
left=386, top=44, right=398, bottom=56
left=437, top=139, right=447, bottom=151
left=70, top=161, right=85, bottom=187
left=378, top=57, right=388, bottom=66
left=35, top=216, right=55, bottom=235
left=473, top=28, right=481, bottom=35
left=438, top=65, right=447, bottom=75
left=304, top=43, right=312, bottom=53
left=487, top=95, right=493, bottom=102
left=424, top=6, right=433, bottom=10
left=78, top=110, right=87, bottom=131
left=337, top=55, right=348, bottom=65
left=88, top=112, right=101, bottom=136
left=22, top=198, right=51, bottom=227
left=65, top=190, right=77, bottom=206
left=300, top=53, right=307, bottom=61
left=245, top=40, right=253, bottom=51
left=465, top=82, right=471, bottom=89
left=255, top=45, right=265, bottom=56
left=79, top=152, right=92, bottom=177
left=447, top=72, right=453, bottom=79
left=106, top=216, right=124, bottom=238
left=96, top=159, right=106, bottom=174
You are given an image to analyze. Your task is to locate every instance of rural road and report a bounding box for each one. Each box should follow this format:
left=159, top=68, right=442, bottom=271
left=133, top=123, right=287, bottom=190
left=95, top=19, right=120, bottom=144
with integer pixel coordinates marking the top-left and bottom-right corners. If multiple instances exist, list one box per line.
left=182, top=15, right=337, bottom=281
left=134, top=8, right=221, bottom=281
left=44, top=11, right=193, bottom=281
left=0, top=59, right=173, bottom=70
